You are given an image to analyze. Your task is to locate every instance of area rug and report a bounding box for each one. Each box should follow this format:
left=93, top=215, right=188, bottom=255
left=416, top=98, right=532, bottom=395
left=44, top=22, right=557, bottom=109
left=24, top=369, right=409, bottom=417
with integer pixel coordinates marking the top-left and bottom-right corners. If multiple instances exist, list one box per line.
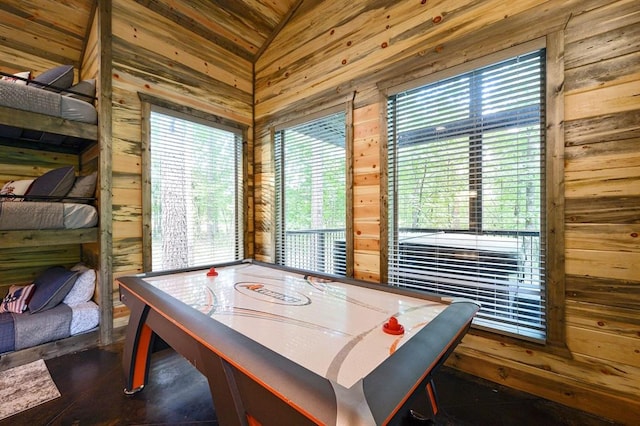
left=0, top=359, right=61, bottom=420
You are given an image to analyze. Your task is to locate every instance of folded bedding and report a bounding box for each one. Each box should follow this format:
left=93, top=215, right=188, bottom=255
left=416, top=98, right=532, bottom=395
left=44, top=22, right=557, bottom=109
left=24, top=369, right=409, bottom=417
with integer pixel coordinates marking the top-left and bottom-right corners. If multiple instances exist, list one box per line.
left=0, top=301, right=100, bottom=354
left=0, top=202, right=98, bottom=230
left=63, top=203, right=99, bottom=229
left=13, top=303, right=72, bottom=350
left=0, top=264, right=100, bottom=354
left=0, top=79, right=97, bottom=124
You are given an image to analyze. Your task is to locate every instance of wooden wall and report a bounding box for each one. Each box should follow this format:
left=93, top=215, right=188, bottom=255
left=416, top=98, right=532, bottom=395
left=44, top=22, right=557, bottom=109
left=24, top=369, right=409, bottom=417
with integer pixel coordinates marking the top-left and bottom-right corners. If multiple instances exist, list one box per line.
left=2, top=0, right=638, bottom=421
left=109, top=0, right=254, bottom=327
left=254, top=0, right=640, bottom=422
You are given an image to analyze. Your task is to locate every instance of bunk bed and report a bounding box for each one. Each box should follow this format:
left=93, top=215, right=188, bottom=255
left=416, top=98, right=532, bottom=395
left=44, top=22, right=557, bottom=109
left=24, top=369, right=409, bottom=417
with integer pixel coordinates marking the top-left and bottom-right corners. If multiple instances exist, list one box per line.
left=0, top=166, right=98, bottom=231
left=0, top=66, right=99, bottom=250
left=0, top=66, right=97, bottom=152
left=0, top=65, right=101, bottom=360
left=0, top=264, right=100, bottom=354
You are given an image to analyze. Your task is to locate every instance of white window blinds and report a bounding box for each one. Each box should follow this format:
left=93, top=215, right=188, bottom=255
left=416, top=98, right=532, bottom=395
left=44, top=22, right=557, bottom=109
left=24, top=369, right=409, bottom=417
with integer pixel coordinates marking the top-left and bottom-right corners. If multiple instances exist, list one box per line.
left=149, top=109, right=244, bottom=271
left=387, top=49, right=546, bottom=340
left=275, top=110, right=347, bottom=275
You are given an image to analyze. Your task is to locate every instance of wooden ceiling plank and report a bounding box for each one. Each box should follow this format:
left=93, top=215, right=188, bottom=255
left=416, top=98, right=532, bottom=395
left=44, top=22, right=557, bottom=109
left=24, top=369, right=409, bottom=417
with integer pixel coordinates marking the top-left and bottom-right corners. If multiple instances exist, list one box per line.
left=201, top=0, right=275, bottom=38
left=254, top=0, right=306, bottom=62
left=134, top=0, right=257, bottom=61
left=0, top=44, right=62, bottom=74
left=240, top=0, right=298, bottom=27
left=114, top=0, right=252, bottom=94
left=1, top=0, right=312, bottom=70
left=0, top=9, right=83, bottom=64
left=0, top=0, right=93, bottom=39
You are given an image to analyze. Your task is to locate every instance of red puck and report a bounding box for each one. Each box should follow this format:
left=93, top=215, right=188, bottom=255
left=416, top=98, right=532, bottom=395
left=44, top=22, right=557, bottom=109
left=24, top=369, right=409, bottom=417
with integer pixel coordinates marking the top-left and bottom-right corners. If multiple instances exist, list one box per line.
left=383, top=316, right=404, bottom=335
left=206, top=267, right=218, bottom=277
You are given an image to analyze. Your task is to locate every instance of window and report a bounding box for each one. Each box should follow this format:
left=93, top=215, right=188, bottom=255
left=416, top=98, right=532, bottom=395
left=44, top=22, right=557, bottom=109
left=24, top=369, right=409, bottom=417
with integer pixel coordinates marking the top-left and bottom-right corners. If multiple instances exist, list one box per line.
left=147, top=107, right=244, bottom=272
left=274, top=109, right=347, bottom=275
left=387, top=48, right=546, bottom=340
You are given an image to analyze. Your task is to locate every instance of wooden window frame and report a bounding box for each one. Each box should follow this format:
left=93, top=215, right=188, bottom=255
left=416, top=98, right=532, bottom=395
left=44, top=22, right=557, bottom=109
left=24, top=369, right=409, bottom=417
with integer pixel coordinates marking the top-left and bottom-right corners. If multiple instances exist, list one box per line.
left=139, top=93, right=249, bottom=272
left=379, top=33, right=567, bottom=349
left=272, top=104, right=354, bottom=276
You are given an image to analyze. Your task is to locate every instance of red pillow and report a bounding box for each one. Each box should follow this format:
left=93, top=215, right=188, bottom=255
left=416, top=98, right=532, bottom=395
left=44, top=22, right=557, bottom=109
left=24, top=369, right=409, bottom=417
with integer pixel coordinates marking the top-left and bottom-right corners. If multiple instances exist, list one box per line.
left=0, top=71, right=31, bottom=85
left=0, top=284, right=36, bottom=313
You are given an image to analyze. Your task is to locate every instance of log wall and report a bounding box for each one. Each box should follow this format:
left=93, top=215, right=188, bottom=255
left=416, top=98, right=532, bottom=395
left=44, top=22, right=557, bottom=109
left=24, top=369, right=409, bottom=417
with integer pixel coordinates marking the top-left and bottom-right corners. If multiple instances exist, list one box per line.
left=109, top=0, right=254, bottom=328
left=2, top=0, right=638, bottom=421
left=254, top=0, right=640, bottom=422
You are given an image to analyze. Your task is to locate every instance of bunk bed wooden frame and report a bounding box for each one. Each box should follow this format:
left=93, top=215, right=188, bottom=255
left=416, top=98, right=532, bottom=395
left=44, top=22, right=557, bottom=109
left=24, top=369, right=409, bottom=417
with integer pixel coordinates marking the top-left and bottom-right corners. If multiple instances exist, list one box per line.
left=0, top=102, right=103, bottom=370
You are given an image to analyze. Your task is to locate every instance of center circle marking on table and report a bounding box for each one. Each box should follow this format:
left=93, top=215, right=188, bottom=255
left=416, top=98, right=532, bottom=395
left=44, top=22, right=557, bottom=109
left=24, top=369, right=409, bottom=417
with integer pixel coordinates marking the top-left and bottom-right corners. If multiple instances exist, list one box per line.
left=234, top=282, right=311, bottom=306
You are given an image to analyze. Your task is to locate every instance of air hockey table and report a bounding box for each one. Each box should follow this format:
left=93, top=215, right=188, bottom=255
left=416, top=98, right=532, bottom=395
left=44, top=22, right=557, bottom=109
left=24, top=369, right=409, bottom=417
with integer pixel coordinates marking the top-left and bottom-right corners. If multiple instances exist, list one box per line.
left=117, top=260, right=479, bottom=426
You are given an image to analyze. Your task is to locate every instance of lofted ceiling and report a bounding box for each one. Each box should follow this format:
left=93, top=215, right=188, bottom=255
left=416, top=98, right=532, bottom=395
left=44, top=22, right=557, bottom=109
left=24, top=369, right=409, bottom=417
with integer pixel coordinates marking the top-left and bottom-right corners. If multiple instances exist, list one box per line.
left=0, top=0, right=303, bottom=73
left=0, top=0, right=95, bottom=72
left=135, top=0, right=304, bottom=61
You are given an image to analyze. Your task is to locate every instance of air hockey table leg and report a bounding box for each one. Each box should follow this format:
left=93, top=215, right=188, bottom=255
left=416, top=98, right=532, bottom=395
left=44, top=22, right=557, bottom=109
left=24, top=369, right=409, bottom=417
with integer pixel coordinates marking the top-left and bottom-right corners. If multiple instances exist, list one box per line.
left=195, top=344, right=247, bottom=426
left=401, top=377, right=440, bottom=425
left=121, top=293, right=155, bottom=395
left=425, top=378, right=440, bottom=417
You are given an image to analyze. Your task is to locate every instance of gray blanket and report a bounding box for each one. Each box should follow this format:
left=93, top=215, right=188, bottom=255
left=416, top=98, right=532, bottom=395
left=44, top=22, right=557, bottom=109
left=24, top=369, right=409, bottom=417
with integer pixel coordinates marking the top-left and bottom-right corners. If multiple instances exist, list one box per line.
left=0, top=79, right=61, bottom=116
left=0, top=201, right=64, bottom=230
left=12, top=303, right=72, bottom=350
left=0, top=79, right=97, bottom=124
left=0, top=313, right=14, bottom=353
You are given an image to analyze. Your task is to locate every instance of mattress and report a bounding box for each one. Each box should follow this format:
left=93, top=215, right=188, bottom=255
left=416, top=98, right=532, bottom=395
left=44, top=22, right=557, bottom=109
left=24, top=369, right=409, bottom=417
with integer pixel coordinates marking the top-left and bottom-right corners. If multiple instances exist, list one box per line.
left=0, top=202, right=98, bottom=230
left=63, top=203, right=99, bottom=229
left=0, top=301, right=99, bottom=354
left=69, top=301, right=100, bottom=335
left=62, top=95, right=97, bottom=123
left=0, top=79, right=97, bottom=124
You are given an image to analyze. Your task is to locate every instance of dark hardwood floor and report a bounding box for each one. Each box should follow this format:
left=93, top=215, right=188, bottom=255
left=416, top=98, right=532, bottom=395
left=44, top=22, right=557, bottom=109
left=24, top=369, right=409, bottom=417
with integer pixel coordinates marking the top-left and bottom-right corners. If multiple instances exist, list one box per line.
left=3, top=342, right=619, bottom=425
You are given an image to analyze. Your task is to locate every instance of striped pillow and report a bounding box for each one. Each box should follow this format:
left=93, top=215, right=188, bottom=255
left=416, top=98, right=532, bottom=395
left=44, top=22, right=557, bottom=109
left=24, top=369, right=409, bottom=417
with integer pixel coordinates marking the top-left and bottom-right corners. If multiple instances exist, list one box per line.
left=0, top=284, right=36, bottom=313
